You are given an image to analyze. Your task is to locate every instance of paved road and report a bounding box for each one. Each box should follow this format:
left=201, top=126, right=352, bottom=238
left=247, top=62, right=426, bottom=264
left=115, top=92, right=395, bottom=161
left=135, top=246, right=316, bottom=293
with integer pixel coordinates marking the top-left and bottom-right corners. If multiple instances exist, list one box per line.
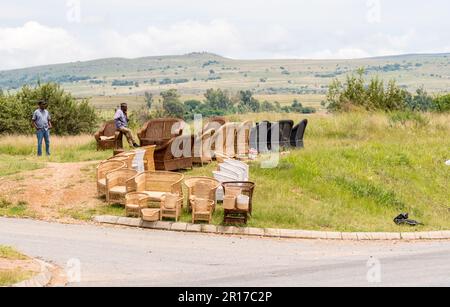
left=1, top=217, right=449, bottom=287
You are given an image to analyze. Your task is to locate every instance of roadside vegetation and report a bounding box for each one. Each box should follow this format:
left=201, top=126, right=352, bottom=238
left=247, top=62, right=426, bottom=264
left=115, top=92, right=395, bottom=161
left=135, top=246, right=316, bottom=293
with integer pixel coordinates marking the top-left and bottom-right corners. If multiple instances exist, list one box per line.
left=0, top=245, right=34, bottom=287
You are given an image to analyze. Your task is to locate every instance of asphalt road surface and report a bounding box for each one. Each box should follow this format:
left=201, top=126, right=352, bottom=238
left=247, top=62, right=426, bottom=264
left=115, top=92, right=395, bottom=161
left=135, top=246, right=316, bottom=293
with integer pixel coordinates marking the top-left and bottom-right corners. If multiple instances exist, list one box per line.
left=1, top=217, right=449, bottom=287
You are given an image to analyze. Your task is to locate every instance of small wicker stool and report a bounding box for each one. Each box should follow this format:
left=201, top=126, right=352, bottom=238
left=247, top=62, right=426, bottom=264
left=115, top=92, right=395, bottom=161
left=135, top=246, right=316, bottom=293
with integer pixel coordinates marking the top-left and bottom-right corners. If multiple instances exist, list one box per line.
left=141, top=209, right=161, bottom=222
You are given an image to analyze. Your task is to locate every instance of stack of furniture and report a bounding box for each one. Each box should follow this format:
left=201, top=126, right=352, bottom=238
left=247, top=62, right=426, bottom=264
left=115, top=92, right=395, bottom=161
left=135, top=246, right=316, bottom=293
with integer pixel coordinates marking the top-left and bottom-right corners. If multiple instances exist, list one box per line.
left=222, top=181, right=255, bottom=225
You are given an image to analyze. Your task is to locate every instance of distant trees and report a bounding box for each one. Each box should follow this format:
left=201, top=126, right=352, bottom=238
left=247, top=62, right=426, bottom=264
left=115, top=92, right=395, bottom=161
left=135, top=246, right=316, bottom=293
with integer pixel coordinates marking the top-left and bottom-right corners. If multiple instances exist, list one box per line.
left=161, top=89, right=186, bottom=118
left=144, top=92, right=153, bottom=109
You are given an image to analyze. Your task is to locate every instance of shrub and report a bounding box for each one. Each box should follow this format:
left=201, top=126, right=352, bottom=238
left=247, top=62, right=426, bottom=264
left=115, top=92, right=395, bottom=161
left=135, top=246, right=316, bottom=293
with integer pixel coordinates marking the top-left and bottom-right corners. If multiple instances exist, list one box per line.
left=433, top=94, right=450, bottom=112
left=0, top=83, right=98, bottom=135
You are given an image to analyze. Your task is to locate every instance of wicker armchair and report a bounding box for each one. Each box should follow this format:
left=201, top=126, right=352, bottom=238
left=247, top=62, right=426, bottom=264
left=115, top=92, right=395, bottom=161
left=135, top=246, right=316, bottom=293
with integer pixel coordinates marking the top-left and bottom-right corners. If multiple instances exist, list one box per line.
left=192, top=198, right=215, bottom=224
left=127, top=171, right=184, bottom=204
left=160, top=193, right=184, bottom=222
left=137, top=118, right=184, bottom=147
left=97, top=161, right=127, bottom=197
left=105, top=169, right=138, bottom=205
left=192, top=129, right=215, bottom=165
left=184, top=177, right=220, bottom=212
left=269, top=120, right=294, bottom=151
left=125, top=192, right=150, bottom=217
left=202, top=116, right=226, bottom=135
left=140, top=145, right=156, bottom=171
left=154, top=135, right=193, bottom=171
left=236, top=121, right=254, bottom=157
left=108, top=152, right=136, bottom=169
left=290, top=119, right=308, bottom=148
left=212, top=122, right=239, bottom=159
left=94, top=121, right=123, bottom=150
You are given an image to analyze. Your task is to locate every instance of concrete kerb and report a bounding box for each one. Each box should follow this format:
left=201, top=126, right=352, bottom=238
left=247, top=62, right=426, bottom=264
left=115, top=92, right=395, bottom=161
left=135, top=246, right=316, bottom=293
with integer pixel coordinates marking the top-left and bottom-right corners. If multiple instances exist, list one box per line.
left=93, top=215, right=450, bottom=241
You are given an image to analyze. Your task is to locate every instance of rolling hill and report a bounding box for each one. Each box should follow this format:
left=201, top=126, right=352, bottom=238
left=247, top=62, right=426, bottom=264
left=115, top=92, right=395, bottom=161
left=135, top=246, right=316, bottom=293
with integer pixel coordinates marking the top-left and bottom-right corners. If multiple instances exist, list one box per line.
left=1, top=52, right=449, bottom=109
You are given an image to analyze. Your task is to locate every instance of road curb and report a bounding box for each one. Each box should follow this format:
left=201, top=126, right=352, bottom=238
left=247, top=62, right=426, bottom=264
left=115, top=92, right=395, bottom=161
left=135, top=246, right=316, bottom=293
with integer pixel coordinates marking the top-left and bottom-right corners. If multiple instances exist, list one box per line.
left=93, top=215, right=450, bottom=241
left=12, top=260, right=54, bottom=287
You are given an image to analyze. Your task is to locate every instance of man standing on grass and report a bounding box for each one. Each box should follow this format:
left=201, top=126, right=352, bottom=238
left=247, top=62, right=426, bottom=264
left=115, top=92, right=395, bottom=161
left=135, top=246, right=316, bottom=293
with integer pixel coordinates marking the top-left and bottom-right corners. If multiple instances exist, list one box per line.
left=114, top=103, right=139, bottom=148
left=32, top=100, right=52, bottom=156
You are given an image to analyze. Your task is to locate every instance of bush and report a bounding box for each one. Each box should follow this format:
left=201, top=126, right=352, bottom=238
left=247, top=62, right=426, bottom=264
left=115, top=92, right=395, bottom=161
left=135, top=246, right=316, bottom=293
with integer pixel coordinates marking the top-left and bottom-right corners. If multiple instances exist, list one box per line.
left=433, top=94, right=450, bottom=112
left=0, top=83, right=98, bottom=135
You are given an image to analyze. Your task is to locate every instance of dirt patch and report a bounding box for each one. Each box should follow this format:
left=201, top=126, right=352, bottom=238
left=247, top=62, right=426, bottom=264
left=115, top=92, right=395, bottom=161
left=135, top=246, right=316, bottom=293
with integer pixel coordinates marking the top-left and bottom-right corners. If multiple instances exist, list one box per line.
left=0, top=161, right=104, bottom=222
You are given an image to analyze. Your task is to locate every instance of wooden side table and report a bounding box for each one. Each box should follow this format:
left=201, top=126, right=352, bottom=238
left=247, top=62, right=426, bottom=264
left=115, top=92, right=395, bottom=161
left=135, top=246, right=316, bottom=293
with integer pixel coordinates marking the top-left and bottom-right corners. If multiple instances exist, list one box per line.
left=223, top=209, right=248, bottom=225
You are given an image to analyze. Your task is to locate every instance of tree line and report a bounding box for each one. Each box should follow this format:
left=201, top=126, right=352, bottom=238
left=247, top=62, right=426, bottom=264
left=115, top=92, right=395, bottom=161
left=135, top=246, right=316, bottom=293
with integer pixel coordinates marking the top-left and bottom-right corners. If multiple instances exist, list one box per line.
left=323, top=69, right=450, bottom=112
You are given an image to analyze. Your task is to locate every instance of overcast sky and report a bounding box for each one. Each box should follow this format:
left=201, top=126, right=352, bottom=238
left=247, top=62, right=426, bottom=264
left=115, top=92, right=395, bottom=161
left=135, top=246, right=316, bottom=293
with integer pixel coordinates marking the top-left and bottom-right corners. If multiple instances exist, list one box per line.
left=0, top=0, right=449, bottom=70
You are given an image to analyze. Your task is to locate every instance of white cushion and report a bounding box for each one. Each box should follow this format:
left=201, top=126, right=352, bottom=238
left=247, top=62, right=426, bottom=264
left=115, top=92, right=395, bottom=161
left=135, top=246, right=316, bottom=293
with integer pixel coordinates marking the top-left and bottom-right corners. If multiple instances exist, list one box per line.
left=100, top=136, right=115, bottom=141
left=110, top=186, right=127, bottom=194
left=142, top=191, right=167, bottom=201
left=98, top=179, right=106, bottom=186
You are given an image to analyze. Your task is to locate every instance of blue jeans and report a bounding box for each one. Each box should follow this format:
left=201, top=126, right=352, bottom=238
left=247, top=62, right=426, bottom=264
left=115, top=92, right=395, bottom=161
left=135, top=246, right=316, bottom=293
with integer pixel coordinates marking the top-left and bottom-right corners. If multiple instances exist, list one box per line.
left=36, top=129, right=50, bottom=156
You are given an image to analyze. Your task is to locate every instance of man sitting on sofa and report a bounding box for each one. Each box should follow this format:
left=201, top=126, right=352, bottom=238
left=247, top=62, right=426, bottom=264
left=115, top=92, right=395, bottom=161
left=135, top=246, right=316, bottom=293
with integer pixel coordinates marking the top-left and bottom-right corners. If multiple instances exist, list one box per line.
left=114, top=103, right=139, bottom=148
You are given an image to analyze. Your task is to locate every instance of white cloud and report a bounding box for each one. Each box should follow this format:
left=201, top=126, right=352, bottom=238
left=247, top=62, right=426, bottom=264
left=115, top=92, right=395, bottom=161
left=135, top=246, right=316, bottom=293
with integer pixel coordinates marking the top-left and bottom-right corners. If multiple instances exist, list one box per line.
left=0, top=21, right=92, bottom=70
left=100, top=20, right=242, bottom=59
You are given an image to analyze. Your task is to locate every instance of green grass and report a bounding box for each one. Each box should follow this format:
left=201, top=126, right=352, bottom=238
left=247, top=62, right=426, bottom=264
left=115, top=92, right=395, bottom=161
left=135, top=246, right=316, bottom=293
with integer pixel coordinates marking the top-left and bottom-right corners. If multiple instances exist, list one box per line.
left=0, top=155, right=44, bottom=177
left=0, top=269, right=34, bottom=286
left=0, top=246, right=33, bottom=287
left=0, top=199, right=35, bottom=218
left=0, top=246, right=29, bottom=260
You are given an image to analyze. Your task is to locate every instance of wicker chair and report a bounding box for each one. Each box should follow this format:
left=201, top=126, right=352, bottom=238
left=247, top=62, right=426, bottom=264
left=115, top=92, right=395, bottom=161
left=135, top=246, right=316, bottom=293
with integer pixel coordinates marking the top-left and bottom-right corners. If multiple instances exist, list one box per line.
left=97, top=161, right=127, bottom=197
left=222, top=181, right=256, bottom=214
left=212, top=122, right=240, bottom=159
left=290, top=119, right=308, bottom=148
left=105, top=169, right=138, bottom=205
left=192, top=198, right=215, bottom=224
left=127, top=171, right=184, bottom=205
left=202, top=116, right=226, bottom=134
left=125, top=192, right=150, bottom=217
left=154, top=135, right=193, bottom=171
left=108, top=152, right=136, bottom=169
left=184, top=177, right=220, bottom=212
left=140, top=145, right=156, bottom=171
left=192, top=129, right=215, bottom=165
left=269, top=120, right=294, bottom=151
left=160, top=193, right=184, bottom=222
left=236, top=121, right=254, bottom=157
left=137, top=118, right=184, bottom=147
left=94, top=120, right=123, bottom=150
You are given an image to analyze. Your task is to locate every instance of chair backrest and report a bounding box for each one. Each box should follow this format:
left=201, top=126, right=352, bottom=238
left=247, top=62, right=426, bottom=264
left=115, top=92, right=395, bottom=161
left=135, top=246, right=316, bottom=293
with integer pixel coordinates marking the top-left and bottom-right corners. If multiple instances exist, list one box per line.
left=136, top=171, right=184, bottom=194
left=144, top=118, right=183, bottom=139
left=102, top=121, right=117, bottom=137
left=106, top=169, right=138, bottom=186
left=291, top=119, right=308, bottom=147
left=203, top=116, right=227, bottom=133
left=97, top=161, right=126, bottom=180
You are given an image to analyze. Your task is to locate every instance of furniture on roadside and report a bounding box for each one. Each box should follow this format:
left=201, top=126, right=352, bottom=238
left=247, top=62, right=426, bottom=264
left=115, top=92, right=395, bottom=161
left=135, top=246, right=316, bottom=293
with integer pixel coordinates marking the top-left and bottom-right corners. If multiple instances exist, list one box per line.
left=269, top=120, right=294, bottom=151
left=160, top=193, right=184, bottom=222
left=154, top=135, right=193, bottom=171
left=109, top=152, right=136, bottom=169
left=290, top=119, right=308, bottom=148
left=192, top=129, right=215, bottom=166
left=222, top=181, right=255, bottom=225
left=184, top=177, right=220, bottom=212
left=212, top=122, right=240, bottom=159
left=125, top=192, right=150, bottom=217
left=105, top=169, right=138, bottom=205
left=97, top=161, right=127, bottom=197
left=140, top=145, right=156, bottom=171
left=191, top=198, right=215, bottom=224
left=137, top=118, right=184, bottom=147
left=236, top=121, right=254, bottom=158
left=128, top=171, right=184, bottom=207
left=141, top=208, right=161, bottom=222
left=95, top=121, right=123, bottom=150
left=250, top=121, right=272, bottom=154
